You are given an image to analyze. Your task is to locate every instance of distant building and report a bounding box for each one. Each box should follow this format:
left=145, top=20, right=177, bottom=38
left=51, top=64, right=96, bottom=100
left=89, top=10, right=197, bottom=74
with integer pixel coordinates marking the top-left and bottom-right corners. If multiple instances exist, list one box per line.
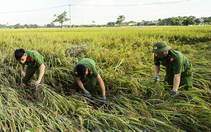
left=151, top=20, right=159, bottom=24
left=150, top=20, right=159, bottom=25
left=128, top=22, right=137, bottom=26
left=195, top=17, right=204, bottom=23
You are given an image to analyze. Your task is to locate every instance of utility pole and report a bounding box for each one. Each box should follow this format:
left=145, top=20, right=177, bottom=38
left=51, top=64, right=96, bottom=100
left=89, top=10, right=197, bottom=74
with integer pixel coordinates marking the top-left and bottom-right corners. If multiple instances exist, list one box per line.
left=69, top=4, right=71, bottom=28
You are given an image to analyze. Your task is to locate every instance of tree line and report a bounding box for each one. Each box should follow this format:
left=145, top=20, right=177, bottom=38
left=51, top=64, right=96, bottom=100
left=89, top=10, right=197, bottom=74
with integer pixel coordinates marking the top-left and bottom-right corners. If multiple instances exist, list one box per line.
left=107, top=15, right=211, bottom=26
left=0, top=11, right=211, bottom=29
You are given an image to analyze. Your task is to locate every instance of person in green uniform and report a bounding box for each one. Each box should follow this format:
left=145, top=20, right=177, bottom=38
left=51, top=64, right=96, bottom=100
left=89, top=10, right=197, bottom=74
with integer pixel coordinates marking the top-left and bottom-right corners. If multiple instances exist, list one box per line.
left=15, top=49, right=45, bottom=89
left=152, top=41, right=193, bottom=97
left=70, top=58, right=106, bottom=102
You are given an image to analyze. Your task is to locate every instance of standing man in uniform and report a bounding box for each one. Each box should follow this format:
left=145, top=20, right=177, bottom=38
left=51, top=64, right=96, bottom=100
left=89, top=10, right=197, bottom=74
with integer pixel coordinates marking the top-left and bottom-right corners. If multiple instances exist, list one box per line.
left=70, top=58, right=106, bottom=102
left=15, top=49, right=45, bottom=89
left=152, top=41, right=193, bottom=97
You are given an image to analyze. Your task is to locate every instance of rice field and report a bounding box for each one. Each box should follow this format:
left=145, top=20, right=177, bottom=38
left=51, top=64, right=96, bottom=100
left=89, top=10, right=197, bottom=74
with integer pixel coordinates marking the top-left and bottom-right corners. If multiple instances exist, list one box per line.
left=0, top=26, right=211, bottom=132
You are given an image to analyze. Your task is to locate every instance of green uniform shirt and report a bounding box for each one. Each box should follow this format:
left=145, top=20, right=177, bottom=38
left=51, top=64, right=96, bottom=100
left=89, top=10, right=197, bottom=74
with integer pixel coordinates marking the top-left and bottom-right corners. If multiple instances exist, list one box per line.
left=20, top=50, right=44, bottom=68
left=73, top=58, right=99, bottom=78
left=154, top=50, right=192, bottom=76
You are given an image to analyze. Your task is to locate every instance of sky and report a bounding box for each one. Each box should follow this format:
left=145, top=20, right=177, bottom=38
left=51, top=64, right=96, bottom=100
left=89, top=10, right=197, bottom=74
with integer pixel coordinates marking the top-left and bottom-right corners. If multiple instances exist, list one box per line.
left=0, top=0, right=210, bottom=26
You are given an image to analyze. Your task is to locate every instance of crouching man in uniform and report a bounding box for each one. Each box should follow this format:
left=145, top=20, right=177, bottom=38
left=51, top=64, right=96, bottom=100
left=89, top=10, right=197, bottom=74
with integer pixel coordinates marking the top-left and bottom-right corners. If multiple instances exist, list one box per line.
left=152, top=41, right=193, bottom=97
left=70, top=58, right=106, bottom=102
left=15, top=49, right=45, bottom=89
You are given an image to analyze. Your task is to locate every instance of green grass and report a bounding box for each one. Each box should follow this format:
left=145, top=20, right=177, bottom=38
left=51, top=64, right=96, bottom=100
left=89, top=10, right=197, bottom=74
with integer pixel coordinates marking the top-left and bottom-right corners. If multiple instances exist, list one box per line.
left=0, top=26, right=210, bottom=131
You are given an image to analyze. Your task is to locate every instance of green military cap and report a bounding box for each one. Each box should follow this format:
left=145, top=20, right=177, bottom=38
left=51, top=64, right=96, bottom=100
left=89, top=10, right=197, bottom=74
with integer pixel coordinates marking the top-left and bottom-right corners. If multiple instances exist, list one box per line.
left=152, top=41, right=171, bottom=53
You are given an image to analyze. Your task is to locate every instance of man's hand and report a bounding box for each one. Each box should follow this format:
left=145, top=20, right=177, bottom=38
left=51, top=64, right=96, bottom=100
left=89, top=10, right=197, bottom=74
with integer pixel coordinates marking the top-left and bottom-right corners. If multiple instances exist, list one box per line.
left=21, top=71, right=26, bottom=77
left=35, top=79, right=41, bottom=86
left=20, top=83, right=26, bottom=90
left=102, top=95, right=106, bottom=102
left=154, top=74, right=159, bottom=82
left=170, top=90, right=179, bottom=97
left=83, top=89, right=91, bottom=97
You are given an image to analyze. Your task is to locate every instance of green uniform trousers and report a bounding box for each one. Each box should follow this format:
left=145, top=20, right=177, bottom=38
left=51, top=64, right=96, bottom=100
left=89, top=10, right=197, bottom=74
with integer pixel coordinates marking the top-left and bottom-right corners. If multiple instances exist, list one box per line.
left=70, top=75, right=97, bottom=93
left=164, top=67, right=193, bottom=90
left=22, top=67, right=44, bottom=84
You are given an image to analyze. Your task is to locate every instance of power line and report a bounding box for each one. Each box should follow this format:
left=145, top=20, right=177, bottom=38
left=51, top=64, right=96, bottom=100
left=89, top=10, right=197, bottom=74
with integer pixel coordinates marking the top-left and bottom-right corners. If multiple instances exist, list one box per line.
left=0, top=5, right=69, bottom=13
left=0, top=0, right=193, bottom=14
left=1, top=0, right=206, bottom=25
left=70, top=0, right=193, bottom=6
left=67, top=9, right=211, bottom=18
left=130, top=10, right=211, bottom=17
left=3, top=8, right=210, bottom=24
left=10, top=10, right=211, bottom=23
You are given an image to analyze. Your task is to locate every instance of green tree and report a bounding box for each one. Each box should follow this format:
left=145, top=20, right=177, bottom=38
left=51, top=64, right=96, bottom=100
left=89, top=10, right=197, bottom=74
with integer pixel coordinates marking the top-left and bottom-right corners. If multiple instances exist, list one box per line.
left=31, top=24, right=38, bottom=28
left=170, top=17, right=181, bottom=26
left=116, top=15, right=125, bottom=26
left=158, top=19, right=164, bottom=25
left=183, top=16, right=188, bottom=19
left=194, top=19, right=201, bottom=24
left=144, top=21, right=149, bottom=25
left=182, top=17, right=195, bottom=25
left=47, top=22, right=55, bottom=28
left=170, top=17, right=176, bottom=25
left=203, top=17, right=211, bottom=23
left=107, top=22, right=115, bottom=26
left=24, top=24, right=29, bottom=28
left=0, top=24, right=4, bottom=28
left=14, top=23, right=21, bottom=29
left=123, top=22, right=129, bottom=26
left=189, top=15, right=196, bottom=20
left=178, top=16, right=184, bottom=24
left=137, top=22, right=142, bottom=26
left=53, top=11, right=70, bottom=28
left=163, top=18, right=172, bottom=25
left=92, top=21, right=96, bottom=27
left=208, top=17, right=211, bottom=23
